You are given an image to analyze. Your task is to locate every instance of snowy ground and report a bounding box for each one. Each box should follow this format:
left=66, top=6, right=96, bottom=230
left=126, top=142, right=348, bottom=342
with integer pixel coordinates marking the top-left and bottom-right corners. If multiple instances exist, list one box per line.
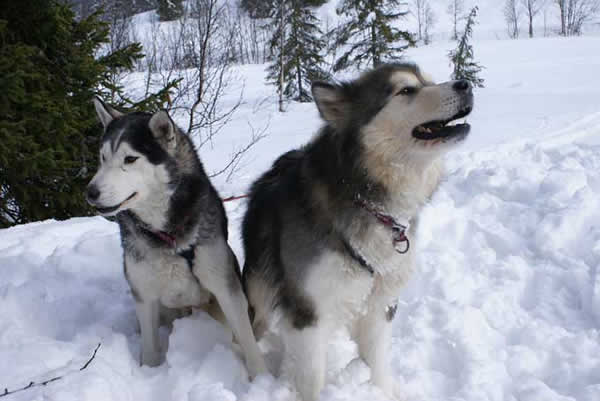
left=2, top=36, right=600, bottom=400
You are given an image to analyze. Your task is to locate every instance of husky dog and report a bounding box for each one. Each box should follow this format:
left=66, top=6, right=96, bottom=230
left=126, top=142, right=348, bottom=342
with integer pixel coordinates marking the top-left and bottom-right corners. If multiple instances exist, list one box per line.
left=86, top=99, right=266, bottom=377
left=242, top=64, right=473, bottom=400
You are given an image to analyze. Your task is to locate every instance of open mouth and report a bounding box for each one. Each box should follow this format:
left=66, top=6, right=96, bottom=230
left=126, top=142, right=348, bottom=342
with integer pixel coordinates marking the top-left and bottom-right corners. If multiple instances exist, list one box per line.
left=95, top=192, right=138, bottom=214
left=413, top=106, right=473, bottom=141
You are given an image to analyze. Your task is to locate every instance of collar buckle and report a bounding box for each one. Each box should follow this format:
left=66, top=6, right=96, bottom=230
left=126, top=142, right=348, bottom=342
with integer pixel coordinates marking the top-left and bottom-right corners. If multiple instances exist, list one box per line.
left=355, top=195, right=410, bottom=255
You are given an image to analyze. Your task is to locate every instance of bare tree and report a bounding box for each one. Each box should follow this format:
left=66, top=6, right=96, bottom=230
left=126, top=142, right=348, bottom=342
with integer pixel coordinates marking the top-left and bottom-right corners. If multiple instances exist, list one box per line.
left=447, top=0, right=465, bottom=40
left=225, top=5, right=272, bottom=64
left=423, top=2, right=436, bottom=44
left=555, top=0, right=600, bottom=35
left=138, top=0, right=266, bottom=180
left=504, top=0, right=521, bottom=38
left=413, top=0, right=436, bottom=43
left=99, top=0, right=137, bottom=102
left=521, top=0, right=546, bottom=37
left=556, top=0, right=567, bottom=34
left=413, top=0, right=425, bottom=42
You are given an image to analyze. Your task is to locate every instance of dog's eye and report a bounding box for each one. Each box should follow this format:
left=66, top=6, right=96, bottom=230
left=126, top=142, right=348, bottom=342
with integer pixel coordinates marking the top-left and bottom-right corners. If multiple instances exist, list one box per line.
left=124, top=156, right=139, bottom=165
left=396, top=87, right=417, bottom=96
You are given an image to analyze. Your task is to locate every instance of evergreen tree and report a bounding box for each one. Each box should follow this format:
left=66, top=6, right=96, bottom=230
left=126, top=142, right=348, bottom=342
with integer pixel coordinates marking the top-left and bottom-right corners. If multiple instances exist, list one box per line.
left=448, top=6, right=484, bottom=88
left=0, top=0, right=176, bottom=227
left=333, top=0, right=415, bottom=72
left=267, top=0, right=327, bottom=105
left=157, top=0, right=183, bottom=21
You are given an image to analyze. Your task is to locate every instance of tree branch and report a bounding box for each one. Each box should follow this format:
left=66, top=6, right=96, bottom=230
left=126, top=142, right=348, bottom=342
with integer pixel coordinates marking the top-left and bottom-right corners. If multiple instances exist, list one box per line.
left=1, top=343, right=101, bottom=398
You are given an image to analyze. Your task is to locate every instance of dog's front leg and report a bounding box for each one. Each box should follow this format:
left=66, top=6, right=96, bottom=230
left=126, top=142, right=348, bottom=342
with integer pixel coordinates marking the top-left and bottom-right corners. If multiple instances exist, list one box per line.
left=194, top=240, right=267, bottom=379
left=135, top=299, right=162, bottom=366
left=213, top=275, right=268, bottom=378
left=353, top=299, right=397, bottom=399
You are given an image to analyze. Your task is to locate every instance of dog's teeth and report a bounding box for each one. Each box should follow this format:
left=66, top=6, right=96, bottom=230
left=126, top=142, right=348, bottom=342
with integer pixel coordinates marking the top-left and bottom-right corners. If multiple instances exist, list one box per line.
left=447, top=118, right=466, bottom=126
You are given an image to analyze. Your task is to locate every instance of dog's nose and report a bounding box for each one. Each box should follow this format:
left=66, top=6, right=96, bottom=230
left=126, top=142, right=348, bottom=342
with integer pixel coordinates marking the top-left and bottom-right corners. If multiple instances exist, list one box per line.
left=453, top=80, right=472, bottom=92
left=86, top=185, right=100, bottom=202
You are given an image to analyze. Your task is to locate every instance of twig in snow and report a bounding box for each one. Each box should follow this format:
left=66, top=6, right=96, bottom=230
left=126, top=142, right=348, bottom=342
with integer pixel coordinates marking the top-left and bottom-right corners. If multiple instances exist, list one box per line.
left=1, top=343, right=101, bottom=398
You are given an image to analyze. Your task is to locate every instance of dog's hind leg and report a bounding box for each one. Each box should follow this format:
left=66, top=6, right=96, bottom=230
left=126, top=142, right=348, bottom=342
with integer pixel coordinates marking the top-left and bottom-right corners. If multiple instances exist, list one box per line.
left=193, top=238, right=268, bottom=379
left=281, top=323, right=327, bottom=401
left=135, top=299, right=162, bottom=366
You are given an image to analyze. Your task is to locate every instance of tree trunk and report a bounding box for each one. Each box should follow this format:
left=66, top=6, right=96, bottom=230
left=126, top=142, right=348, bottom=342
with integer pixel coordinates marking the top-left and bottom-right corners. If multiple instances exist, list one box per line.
left=417, top=0, right=422, bottom=41
left=529, top=13, right=533, bottom=37
left=559, top=0, right=566, bottom=36
left=278, top=0, right=285, bottom=112
left=453, top=4, right=458, bottom=40
left=292, top=8, right=302, bottom=101
left=370, top=14, right=378, bottom=67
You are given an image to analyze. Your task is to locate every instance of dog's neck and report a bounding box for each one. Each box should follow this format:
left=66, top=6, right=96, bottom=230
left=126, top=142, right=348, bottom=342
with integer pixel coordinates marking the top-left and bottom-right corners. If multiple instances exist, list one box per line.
left=307, top=127, right=444, bottom=223
left=122, top=182, right=198, bottom=250
left=372, top=156, right=445, bottom=220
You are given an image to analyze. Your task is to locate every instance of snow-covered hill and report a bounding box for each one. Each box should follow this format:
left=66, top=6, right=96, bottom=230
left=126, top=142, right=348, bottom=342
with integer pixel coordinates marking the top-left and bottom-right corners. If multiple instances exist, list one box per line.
left=2, top=36, right=600, bottom=401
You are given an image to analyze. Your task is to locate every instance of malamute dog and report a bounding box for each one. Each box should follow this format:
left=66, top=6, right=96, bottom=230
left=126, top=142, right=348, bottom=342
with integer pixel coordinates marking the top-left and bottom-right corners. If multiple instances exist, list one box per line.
left=242, top=63, right=473, bottom=399
left=87, top=99, right=267, bottom=377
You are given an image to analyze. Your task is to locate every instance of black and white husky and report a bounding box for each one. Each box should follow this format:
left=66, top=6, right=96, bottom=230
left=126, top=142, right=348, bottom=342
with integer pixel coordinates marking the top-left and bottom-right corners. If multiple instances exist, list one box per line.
left=242, top=64, right=474, bottom=400
left=86, top=99, right=266, bottom=377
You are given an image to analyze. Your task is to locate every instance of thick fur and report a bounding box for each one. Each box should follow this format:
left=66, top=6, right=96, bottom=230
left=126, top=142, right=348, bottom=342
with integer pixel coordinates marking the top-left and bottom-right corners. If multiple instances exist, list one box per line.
left=241, top=64, right=473, bottom=400
left=87, top=101, right=266, bottom=377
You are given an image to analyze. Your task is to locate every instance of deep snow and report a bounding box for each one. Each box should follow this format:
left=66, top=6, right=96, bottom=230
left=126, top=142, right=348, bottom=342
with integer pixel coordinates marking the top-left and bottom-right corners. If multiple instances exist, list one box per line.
left=2, top=35, right=600, bottom=401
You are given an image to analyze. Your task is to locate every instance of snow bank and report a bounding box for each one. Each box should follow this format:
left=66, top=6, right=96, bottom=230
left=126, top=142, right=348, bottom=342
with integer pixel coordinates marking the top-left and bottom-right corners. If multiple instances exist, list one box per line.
left=2, top=134, right=600, bottom=401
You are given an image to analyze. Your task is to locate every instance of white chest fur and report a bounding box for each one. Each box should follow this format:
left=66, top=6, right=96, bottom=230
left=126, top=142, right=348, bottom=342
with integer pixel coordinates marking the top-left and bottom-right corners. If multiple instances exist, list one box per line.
left=302, top=238, right=414, bottom=329
left=125, top=246, right=211, bottom=308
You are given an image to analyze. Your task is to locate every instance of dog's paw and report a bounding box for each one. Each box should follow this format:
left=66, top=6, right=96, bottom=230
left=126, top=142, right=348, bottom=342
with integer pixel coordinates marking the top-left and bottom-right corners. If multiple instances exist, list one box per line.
left=141, top=351, right=163, bottom=367
left=374, top=375, right=404, bottom=401
left=247, top=357, right=269, bottom=380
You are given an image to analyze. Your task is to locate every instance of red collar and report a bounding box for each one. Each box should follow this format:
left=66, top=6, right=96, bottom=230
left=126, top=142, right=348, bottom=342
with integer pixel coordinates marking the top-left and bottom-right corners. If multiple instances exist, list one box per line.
left=355, top=196, right=410, bottom=254
left=140, top=217, right=190, bottom=249
left=153, top=230, right=177, bottom=248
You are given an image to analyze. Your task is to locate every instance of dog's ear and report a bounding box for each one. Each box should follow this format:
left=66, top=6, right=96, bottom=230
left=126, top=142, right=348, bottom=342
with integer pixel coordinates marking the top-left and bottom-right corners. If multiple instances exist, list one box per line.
left=93, top=96, right=123, bottom=128
left=149, top=110, right=177, bottom=150
left=312, top=82, right=349, bottom=129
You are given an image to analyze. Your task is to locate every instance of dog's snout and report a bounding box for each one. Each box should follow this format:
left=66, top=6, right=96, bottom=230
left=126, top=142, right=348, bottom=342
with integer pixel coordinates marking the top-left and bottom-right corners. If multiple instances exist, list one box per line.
left=87, top=184, right=100, bottom=202
left=453, top=79, right=472, bottom=92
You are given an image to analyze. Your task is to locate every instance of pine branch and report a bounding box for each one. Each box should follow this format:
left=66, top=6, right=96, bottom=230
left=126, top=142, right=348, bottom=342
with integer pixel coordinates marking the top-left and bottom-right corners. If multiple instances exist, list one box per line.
left=1, top=343, right=101, bottom=399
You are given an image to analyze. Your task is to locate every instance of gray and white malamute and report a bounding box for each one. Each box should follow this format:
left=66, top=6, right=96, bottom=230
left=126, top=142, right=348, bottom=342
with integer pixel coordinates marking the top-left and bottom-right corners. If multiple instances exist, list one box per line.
left=86, top=99, right=266, bottom=377
left=242, top=64, right=474, bottom=400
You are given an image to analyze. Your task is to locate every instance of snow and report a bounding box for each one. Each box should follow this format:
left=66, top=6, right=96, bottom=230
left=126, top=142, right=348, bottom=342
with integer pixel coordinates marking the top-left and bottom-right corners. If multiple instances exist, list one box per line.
left=2, top=32, right=600, bottom=401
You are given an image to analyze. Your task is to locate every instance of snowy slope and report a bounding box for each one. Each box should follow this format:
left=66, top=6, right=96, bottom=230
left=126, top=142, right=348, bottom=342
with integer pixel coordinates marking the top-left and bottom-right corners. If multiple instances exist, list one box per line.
left=2, top=36, right=600, bottom=401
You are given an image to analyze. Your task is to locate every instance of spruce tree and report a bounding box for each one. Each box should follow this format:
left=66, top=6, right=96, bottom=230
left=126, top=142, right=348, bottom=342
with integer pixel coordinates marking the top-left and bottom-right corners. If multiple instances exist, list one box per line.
left=157, top=0, right=184, bottom=21
left=448, top=6, right=484, bottom=88
left=333, top=0, right=415, bottom=72
left=0, top=0, right=176, bottom=227
left=267, top=0, right=327, bottom=104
